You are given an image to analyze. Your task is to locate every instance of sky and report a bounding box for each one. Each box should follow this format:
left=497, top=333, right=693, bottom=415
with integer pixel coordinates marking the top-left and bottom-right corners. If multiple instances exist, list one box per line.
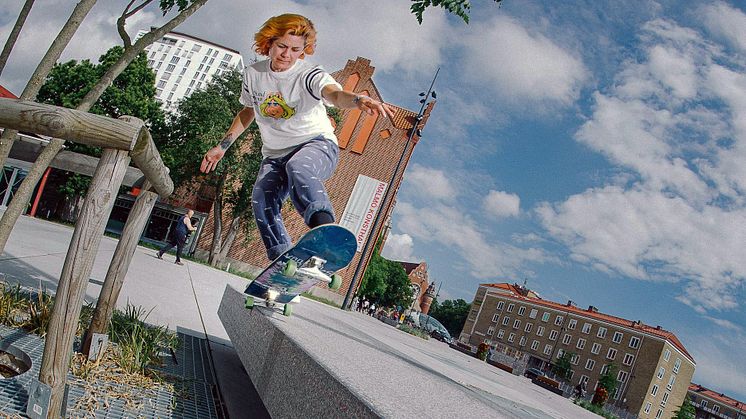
left=1, top=0, right=745, bottom=403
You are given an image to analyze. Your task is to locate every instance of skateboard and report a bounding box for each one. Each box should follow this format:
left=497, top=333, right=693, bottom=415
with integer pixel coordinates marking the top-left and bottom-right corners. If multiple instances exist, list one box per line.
left=243, top=224, right=356, bottom=316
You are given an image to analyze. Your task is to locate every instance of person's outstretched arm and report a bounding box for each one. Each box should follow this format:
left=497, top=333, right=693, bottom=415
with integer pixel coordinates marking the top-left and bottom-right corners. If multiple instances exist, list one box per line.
left=321, top=85, right=396, bottom=119
left=200, top=107, right=256, bottom=173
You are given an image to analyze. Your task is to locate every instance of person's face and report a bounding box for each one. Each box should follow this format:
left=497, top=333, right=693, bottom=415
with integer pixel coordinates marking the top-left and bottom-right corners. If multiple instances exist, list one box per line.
left=268, top=31, right=306, bottom=72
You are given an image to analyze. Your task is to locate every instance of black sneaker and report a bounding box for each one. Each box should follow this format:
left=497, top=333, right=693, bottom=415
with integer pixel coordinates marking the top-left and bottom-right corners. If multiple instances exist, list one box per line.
left=175, top=261, right=184, bottom=266
left=155, top=253, right=163, bottom=259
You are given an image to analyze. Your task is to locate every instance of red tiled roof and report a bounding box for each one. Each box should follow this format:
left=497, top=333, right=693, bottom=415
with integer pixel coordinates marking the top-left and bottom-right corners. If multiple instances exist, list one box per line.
left=480, top=282, right=695, bottom=363
left=0, top=85, right=18, bottom=98
left=398, top=261, right=422, bottom=275
left=689, top=383, right=745, bottom=410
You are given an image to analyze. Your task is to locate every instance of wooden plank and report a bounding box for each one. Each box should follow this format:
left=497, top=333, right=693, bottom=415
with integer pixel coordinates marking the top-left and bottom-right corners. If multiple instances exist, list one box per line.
left=83, top=183, right=159, bottom=357
left=129, top=123, right=173, bottom=198
left=0, top=98, right=138, bottom=150
left=38, top=148, right=130, bottom=417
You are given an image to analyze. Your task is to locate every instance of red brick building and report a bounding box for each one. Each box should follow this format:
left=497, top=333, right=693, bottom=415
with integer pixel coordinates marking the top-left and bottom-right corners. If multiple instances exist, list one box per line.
left=399, top=261, right=435, bottom=314
left=195, top=57, right=435, bottom=305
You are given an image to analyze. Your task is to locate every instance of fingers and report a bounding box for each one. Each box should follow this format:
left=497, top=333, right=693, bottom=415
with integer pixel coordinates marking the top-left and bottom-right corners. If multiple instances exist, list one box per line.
left=200, top=149, right=222, bottom=173
left=362, top=98, right=396, bottom=119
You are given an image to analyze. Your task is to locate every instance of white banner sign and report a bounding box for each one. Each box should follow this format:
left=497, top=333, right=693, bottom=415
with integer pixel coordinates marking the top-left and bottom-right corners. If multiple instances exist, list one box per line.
left=339, top=175, right=388, bottom=251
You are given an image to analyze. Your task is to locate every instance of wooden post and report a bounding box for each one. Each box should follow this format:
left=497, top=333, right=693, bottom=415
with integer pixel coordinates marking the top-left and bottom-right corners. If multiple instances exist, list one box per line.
left=38, top=148, right=130, bottom=417
left=83, top=181, right=158, bottom=358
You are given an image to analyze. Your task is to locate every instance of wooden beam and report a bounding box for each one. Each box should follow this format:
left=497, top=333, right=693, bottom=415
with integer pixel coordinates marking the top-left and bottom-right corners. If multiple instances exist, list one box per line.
left=0, top=98, right=138, bottom=150
left=38, top=148, right=130, bottom=417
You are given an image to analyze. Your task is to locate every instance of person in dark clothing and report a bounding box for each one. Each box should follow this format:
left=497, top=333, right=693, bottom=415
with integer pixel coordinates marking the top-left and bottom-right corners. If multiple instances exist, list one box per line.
left=157, top=209, right=197, bottom=265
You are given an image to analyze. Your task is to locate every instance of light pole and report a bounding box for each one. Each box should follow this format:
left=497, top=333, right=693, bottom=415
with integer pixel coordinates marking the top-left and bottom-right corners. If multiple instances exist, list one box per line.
left=342, top=69, right=439, bottom=310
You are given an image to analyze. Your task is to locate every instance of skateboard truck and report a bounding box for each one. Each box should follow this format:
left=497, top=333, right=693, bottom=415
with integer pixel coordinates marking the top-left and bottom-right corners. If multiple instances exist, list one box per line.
left=283, top=257, right=342, bottom=290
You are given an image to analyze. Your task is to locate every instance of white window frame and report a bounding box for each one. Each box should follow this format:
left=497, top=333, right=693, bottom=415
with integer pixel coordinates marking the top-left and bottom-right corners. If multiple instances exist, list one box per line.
left=591, top=343, right=601, bottom=355
left=651, top=384, right=658, bottom=396
left=542, top=312, right=551, bottom=322
left=507, top=303, right=515, bottom=313
left=582, top=323, right=592, bottom=334
left=529, top=308, right=538, bottom=319
left=536, top=326, right=545, bottom=337
left=629, top=336, right=641, bottom=349
left=585, top=359, right=595, bottom=371
left=497, top=329, right=504, bottom=339
left=508, top=333, right=515, bottom=343
left=502, top=316, right=510, bottom=326
left=549, top=330, right=559, bottom=341
left=623, top=353, right=634, bottom=366
left=492, top=313, right=499, bottom=322
left=617, top=370, right=628, bottom=383
left=513, top=319, right=521, bottom=329
left=597, top=327, right=607, bottom=339
left=497, top=301, right=504, bottom=310
left=576, top=338, right=586, bottom=350
left=531, top=340, right=539, bottom=350
left=543, top=344, right=552, bottom=355
left=554, top=315, right=564, bottom=326
left=667, top=375, right=675, bottom=391
left=562, top=334, right=572, bottom=345
left=673, top=358, right=681, bottom=374
left=567, top=319, right=577, bottom=330
left=524, top=323, right=533, bottom=333
left=657, top=367, right=665, bottom=379
left=518, top=306, right=526, bottom=316
left=663, top=348, right=671, bottom=362
left=612, top=331, right=623, bottom=343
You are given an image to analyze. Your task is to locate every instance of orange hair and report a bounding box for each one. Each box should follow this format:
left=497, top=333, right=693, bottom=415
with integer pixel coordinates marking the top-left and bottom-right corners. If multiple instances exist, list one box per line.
left=254, top=14, right=317, bottom=57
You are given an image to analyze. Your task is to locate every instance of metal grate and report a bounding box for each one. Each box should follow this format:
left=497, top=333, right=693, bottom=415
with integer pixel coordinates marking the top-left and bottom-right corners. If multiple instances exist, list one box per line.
left=0, top=326, right=219, bottom=418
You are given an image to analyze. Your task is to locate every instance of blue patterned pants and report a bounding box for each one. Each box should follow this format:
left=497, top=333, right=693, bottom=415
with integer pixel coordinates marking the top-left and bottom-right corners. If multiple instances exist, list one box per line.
left=252, top=137, right=339, bottom=260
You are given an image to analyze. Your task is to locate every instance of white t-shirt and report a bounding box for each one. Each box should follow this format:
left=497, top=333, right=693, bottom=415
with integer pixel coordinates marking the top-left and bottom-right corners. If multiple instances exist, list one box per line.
left=240, top=59, right=341, bottom=158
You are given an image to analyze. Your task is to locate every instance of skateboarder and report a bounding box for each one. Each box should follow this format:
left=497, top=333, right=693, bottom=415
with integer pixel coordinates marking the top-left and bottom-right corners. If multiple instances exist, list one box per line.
left=200, top=13, right=395, bottom=261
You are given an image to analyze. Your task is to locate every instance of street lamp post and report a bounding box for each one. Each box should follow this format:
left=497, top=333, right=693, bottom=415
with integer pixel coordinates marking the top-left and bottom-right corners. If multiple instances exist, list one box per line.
left=342, top=69, right=439, bottom=310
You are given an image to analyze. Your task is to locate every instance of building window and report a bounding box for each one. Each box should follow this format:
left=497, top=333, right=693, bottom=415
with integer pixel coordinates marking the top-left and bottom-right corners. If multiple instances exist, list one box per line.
left=701, top=400, right=707, bottom=408
left=524, top=323, right=533, bottom=333
left=191, top=44, right=201, bottom=52
left=582, top=323, right=592, bottom=334
left=651, top=384, right=659, bottom=396
left=543, top=344, right=552, bottom=355
left=666, top=375, right=675, bottom=391
left=585, top=359, right=595, bottom=371
left=161, top=53, right=167, bottom=61
left=519, top=336, right=527, bottom=346
left=497, top=330, right=504, bottom=339
left=166, top=64, right=176, bottom=72
left=600, top=364, right=609, bottom=375
left=713, top=405, right=720, bottom=413
left=554, top=315, right=564, bottom=326
left=644, top=402, right=652, bottom=414
left=157, top=80, right=166, bottom=88
left=542, top=312, right=550, bottom=322
left=167, top=92, right=173, bottom=100
left=531, top=340, right=539, bottom=350
left=591, top=343, right=601, bottom=354
left=612, top=331, right=623, bottom=343
left=180, top=67, right=187, bottom=75
left=198, top=63, right=204, bottom=71
left=623, top=353, right=634, bottom=366
left=617, top=370, right=628, bottom=382
left=502, top=316, right=510, bottom=326
left=657, top=367, right=665, bottom=379
left=497, top=301, right=504, bottom=310
left=549, top=330, right=559, bottom=341
left=487, top=326, right=495, bottom=336
left=629, top=336, right=641, bottom=349
left=508, top=333, right=515, bottom=343
left=170, top=56, right=179, bottom=64
left=562, top=334, right=572, bottom=345
left=673, top=358, right=681, bottom=374
left=571, top=354, right=580, bottom=365
left=567, top=319, right=577, bottom=330
left=655, top=409, right=663, bottom=419
left=661, top=392, right=669, bottom=407
left=507, top=303, right=514, bottom=313
left=597, top=327, right=607, bottom=339
left=557, top=349, right=565, bottom=359
left=518, top=306, right=526, bottom=316
left=606, top=348, right=617, bottom=360
left=223, top=52, right=232, bottom=60
left=513, top=319, right=521, bottom=329
left=492, top=313, right=499, bottom=322
left=663, top=348, right=671, bottom=362
left=529, top=308, right=537, bottom=319
left=576, top=338, right=586, bottom=350
left=185, top=88, right=191, bottom=95
left=536, top=326, right=545, bottom=337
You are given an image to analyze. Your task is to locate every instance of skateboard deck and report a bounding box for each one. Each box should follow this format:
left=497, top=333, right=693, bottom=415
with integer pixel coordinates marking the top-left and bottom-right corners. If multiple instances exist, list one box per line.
left=244, top=224, right=356, bottom=315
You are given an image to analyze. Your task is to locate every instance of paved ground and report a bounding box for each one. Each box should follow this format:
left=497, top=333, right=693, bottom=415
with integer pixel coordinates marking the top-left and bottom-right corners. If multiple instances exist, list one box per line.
left=1, top=214, right=599, bottom=418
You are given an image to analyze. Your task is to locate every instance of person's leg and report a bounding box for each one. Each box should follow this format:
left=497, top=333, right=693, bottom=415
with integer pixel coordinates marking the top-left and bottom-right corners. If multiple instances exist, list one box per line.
left=174, top=235, right=186, bottom=264
left=285, top=138, right=339, bottom=227
left=252, top=157, right=291, bottom=260
left=157, top=239, right=175, bottom=258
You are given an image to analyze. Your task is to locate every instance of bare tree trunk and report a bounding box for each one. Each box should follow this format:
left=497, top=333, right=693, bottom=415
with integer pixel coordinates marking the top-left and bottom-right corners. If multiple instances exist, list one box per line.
left=215, top=216, right=241, bottom=266
left=0, top=0, right=97, bottom=169
left=209, top=195, right=223, bottom=267
left=0, top=0, right=36, bottom=77
left=0, top=0, right=209, bottom=255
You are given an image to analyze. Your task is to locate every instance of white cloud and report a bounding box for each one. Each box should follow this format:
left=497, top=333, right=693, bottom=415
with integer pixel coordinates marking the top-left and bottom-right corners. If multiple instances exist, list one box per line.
left=700, top=1, right=746, bottom=53
left=381, top=233, right=416, bottom=262
left=459, top=15, right=588, bottom=111
left=687, top=329, right=746, bottom=400
left=404, top=164, right=457, bottom=201
left=483, top=190, right=520, bottom=219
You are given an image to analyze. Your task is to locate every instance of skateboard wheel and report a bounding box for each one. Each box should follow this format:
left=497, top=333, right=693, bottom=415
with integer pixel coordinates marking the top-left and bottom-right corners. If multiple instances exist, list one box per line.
left=329, top=274, right=342, bottom=290
left=245, top=296, right=254, bottom=309
left=283, top=304, right=293, bottom=317
left=283, top=259, right=297, bottom=277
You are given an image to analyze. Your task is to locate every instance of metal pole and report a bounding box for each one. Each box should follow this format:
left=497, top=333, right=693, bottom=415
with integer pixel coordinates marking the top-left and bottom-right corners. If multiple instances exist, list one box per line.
left=342, top=68, right=439, bottom=309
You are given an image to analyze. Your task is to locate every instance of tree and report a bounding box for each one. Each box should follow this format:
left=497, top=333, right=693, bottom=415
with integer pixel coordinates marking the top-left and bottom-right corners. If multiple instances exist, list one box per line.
left=0, top=0, right=36, bottom=76
left=428, top=298, right=470, bottom=337
left=0, top=0, right=209, bottom=254
left=411, top=0, right=503, bottom=24
left=594, top=363, right=618, bottom=406
left=672, top=396, right=696, bottom=419
left=358, top=243, right=414, bottom=309
left=552, top=351, right=574, bottom=381
left=160, top=67, right=262, bottom=266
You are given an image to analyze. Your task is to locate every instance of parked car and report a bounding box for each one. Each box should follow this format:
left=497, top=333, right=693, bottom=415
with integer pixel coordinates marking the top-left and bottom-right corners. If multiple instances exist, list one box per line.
left=524, top=368, right=545, bottom=380
left=430, top=329, right=453, bottom=344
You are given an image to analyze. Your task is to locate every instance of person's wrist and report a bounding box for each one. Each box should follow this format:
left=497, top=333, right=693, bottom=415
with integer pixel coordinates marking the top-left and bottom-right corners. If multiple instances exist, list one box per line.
left=353, top=94, right=370, bottom=106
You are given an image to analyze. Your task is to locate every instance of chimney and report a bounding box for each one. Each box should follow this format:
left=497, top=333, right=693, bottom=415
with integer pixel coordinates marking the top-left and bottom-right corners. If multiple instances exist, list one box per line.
left=587, top=305, right=598, bottom=313
left=567, top=300, right=573, bottom=307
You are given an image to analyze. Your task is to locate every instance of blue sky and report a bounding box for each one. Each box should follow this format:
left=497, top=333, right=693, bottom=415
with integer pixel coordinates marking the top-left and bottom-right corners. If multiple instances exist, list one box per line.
left=2, top=0, right=745, bottom=403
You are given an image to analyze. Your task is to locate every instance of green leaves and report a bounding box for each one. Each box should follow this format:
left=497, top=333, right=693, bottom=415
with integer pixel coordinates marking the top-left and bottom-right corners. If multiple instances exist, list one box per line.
left=410, top=0, right=502, bottom=24
left=428, top=298, right=470, bottom=337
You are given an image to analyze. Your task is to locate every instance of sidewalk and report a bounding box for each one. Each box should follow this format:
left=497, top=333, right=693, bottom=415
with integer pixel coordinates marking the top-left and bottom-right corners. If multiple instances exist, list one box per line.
left=0, top=214, right=268, bottom=418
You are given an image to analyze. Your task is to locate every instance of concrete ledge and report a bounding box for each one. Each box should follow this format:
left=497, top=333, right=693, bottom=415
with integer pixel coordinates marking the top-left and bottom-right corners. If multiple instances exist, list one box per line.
left=218, top=285, right=599, bottom=419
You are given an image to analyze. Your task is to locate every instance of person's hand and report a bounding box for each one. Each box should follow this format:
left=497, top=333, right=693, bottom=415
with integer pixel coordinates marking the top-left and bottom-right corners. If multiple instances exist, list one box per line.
left=200, top=146, right=225, bottom=173
left=356, top=95, right=396, bottom=119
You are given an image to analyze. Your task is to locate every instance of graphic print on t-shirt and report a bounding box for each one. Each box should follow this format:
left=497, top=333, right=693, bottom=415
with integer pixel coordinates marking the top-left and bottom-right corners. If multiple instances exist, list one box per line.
left=260, top=92, right=296, bottom=119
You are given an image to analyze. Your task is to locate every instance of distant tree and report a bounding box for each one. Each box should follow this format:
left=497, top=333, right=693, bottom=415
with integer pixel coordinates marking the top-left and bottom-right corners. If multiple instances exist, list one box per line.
left=429, top=298, right=470, bottom=337
left=552, top=351, right=574, bottom=381
left=359, top=242, right=414, bottom=309
left=672, top=395, right=696, bottom=419
left=410, top=0, right=503, bottom=24
left=593, top=363, right=618, bottom=406
left=161, top=67, right=262, bottom=266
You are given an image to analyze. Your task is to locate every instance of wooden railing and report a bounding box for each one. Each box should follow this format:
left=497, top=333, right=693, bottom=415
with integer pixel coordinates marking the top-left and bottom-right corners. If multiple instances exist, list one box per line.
left=0, top=97, right=173, bottom=417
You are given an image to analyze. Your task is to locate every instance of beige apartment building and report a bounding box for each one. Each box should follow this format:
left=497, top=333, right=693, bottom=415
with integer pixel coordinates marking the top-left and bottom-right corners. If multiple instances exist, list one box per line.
left=459, top=283, right=695, bottom=418
left=688, top=383, right=745, bottom=419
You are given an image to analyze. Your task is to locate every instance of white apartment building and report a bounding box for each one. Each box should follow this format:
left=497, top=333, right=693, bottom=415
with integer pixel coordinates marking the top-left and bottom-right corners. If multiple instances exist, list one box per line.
left=137, top=30, right=244, bottom=110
